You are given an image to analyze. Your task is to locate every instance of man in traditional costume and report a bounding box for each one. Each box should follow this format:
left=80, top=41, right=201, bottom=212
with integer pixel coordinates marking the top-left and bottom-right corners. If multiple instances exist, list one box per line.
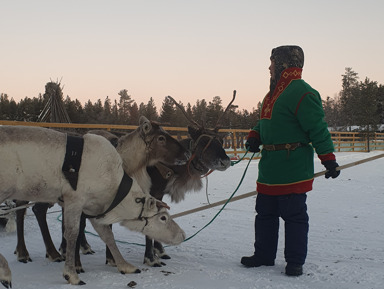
left=241, top=45, right=340, bottom=276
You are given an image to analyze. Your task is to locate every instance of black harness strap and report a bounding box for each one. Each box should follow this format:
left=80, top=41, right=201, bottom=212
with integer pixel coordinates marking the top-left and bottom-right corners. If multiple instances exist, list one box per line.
left=62, top=135, right=84, bottom=191
left=83, top=173, right=133, bottom=219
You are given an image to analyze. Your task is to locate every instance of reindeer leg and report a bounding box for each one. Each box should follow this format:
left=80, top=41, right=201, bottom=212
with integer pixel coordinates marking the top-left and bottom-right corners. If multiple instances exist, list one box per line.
left=74, top=215, right=86, bottom=274
left=59, top=207, right=67, bottom=258
left=62, top=205, right=84, bottom=285
left=105, top=225, right=116, bottom=266
left=14, top=200, right=32, bottom=263
left=32, top=202, right=63, bottom=262
left=89, top=219, right=140, bottom=274
left=154, top=240, right=171, bottom=260
left=0, top=254, right=12, bottom=289
left=105, top=245, right=115, bottom=266
left=144, top=236, right=165, bottom=267
left=79, top=214, right=94, bottom=255
left=60, top=210, right=85, bottom=273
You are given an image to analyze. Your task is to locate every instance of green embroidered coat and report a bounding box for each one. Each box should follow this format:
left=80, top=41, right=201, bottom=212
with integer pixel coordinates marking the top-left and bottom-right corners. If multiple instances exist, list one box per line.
left=252, top=68, right=335, bottom=195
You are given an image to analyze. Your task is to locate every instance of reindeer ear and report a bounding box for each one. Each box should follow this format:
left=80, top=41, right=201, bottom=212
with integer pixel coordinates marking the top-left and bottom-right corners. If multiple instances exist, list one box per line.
left=139, top=116, right=152, bottom=135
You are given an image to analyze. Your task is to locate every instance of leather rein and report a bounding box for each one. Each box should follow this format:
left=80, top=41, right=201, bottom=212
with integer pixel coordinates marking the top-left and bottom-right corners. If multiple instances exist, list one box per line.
left=187, top=134, right=219, bottom=178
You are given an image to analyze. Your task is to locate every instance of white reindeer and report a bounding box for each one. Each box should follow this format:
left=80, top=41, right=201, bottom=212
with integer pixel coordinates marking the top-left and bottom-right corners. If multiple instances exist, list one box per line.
left=0, top=116, right=188, bottom=287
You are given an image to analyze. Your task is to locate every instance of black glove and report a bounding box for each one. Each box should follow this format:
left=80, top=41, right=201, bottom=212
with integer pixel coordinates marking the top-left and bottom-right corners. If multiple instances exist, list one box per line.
left=245, top=137, right=261, bottom=153
left=322, top=160, right=340, bottom=179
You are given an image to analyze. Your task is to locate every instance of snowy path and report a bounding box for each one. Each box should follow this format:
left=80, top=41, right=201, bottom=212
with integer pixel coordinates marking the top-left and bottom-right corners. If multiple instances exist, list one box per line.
left=0, top=151, right=383, bottom=289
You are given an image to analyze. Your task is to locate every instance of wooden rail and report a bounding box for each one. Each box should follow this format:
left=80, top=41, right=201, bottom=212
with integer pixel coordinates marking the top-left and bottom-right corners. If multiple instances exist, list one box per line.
left=1, top=120, right=383, bottom=156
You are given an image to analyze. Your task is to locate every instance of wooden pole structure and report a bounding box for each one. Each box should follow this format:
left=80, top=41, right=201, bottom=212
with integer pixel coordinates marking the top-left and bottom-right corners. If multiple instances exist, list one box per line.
left=171, top=153, right=384, bottom=219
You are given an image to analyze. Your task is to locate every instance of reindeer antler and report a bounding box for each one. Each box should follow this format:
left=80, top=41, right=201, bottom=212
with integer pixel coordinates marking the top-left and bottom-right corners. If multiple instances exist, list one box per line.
left=167, top=96, right=200, bottom=127
left=215, top=90, right=237, bottom=129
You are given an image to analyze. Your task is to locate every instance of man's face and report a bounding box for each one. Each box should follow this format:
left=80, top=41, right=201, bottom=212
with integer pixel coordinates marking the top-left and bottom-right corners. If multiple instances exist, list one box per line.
left=269, top=59, right=275, bottom=80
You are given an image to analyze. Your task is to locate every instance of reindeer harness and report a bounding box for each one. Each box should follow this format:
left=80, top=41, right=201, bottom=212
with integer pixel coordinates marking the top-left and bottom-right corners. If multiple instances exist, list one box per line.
left=188, top=134, right=218, bottom=177
left=61, top=134, right=135, bottom=219
left=62, top=135, right=84, bottom=191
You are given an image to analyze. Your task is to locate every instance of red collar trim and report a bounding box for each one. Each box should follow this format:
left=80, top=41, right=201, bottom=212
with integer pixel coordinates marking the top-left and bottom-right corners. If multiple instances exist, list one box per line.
left=261, top=67, right=302, bottom=119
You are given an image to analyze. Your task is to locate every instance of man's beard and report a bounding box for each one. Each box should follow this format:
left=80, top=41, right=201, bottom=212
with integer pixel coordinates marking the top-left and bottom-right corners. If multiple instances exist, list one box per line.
left=269, top=76, right=277, bottom=97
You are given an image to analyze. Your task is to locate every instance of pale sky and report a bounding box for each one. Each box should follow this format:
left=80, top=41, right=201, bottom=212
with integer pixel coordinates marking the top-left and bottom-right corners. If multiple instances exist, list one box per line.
left=1, top=0, right=383, bottom=112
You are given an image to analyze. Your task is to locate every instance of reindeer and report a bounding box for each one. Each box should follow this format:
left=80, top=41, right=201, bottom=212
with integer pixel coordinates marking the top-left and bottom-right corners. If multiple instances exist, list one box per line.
left=0, top=116, right=188, bottom=286
left=138, top=93, right=235, bottom=266
left=8, top=93, right=235, bottom=271
left=103, top=93, right=235, bottom=266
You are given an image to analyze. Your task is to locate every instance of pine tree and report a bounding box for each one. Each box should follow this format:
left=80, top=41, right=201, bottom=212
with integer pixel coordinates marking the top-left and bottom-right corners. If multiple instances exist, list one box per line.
left=159, top=96, right=176, bottom=124
left=111, top=99, right=119, bottom=123
left=207, top=96, right=223, bottom=128
left=145, top=97, right=158, bottom=121
left=118, top=89, right=133, bottom=124
left=339, top=67, right=359, bottom=129
left=129, top=102, right=140, bottom=124
left=357, top=78, right=380, bottom=131
left=103, top=96, right=112, bottom=123
left=192, top=99, right=207, bottom=126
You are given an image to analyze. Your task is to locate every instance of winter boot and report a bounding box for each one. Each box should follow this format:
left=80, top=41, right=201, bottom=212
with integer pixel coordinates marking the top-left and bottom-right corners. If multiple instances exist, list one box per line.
left=241, top=255, right=275, bottom=267
left=285, top=263, right=303, bottom=276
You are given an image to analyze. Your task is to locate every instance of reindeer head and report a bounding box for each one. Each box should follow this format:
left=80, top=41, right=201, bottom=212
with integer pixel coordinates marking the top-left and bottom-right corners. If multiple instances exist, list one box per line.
left=168, top=91, right=236, bottom=173
left=186, top=125, right=230, bottom=172
left=120, top=196, right=185, bottom=245
left=138, top=116, right=190, bottom=167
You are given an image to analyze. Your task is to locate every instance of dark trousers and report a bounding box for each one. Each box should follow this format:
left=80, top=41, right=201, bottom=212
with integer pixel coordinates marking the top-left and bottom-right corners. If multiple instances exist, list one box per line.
left=254, top=193, right=309, bottom=265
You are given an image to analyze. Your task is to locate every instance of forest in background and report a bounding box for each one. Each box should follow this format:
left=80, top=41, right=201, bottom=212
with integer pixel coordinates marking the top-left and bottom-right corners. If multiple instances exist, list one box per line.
left=1, top=68, right=383, bottom=131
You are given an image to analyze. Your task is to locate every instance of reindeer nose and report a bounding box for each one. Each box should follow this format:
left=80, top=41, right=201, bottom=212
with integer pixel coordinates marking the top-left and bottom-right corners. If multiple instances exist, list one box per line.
left=218, top=158, right=231, bottom=170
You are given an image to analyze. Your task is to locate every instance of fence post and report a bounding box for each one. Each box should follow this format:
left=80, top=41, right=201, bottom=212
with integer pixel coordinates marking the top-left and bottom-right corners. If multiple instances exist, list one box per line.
left=232, top=131, right=237, bottom=157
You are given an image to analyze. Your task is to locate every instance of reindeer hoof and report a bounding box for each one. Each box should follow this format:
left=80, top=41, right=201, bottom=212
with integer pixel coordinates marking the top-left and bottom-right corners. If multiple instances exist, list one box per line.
left=19, top=257, right=32, bottom=263
left=15, top=250, right=32, bottom=263
left=46, top=253, right=63, bottom=262
left=1, top=280, right=12, bottom=288
left=106, top=259, right=116, bottom=267
left=80, top=246, right=95, bottom=255
left=119, top=268, right=141, bottom=274
left=64, top=274, right=85, bottom=285
left=160, top=254, right=171, bottom=260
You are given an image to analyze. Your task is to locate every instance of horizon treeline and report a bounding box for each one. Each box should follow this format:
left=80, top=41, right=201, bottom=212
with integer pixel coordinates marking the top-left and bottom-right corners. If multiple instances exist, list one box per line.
left=1, top=68, right=383, bottom=131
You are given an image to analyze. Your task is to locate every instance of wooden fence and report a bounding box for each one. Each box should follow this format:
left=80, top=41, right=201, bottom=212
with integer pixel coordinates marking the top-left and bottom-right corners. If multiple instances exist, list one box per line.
left=1, top=120, right=383, bottom=158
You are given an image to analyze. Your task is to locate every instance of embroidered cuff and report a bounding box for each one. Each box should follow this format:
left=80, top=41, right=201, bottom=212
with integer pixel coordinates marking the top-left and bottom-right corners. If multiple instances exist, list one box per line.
left=318, top=153, right=336, bottom=163
left=247, top=130, right=260, bottom=140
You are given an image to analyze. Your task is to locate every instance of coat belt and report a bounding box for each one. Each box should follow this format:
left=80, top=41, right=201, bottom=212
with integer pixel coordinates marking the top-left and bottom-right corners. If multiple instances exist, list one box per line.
left=262, top=142, right=303, bottom=151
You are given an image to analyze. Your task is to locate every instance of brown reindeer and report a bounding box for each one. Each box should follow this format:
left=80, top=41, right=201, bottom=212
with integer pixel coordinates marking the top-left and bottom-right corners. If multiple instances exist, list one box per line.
left=138, top=93, right=235, bottom=266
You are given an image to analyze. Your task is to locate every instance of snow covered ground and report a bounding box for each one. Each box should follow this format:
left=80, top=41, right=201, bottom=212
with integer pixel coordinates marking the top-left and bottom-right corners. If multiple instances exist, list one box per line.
left=1, top=151, right=383, bottom=289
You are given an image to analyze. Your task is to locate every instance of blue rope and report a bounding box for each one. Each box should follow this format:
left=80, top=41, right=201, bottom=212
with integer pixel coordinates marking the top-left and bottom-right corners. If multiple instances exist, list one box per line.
left=230, top=148, right=250, bottom=166
left=180, top=151, right=256, bottom=243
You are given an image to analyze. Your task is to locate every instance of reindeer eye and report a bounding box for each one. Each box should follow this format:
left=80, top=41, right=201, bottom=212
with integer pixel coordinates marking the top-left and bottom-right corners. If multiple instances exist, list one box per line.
left=160, top=215, right=167, bottom=221
left=158, top=135, right=166, bottom=142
